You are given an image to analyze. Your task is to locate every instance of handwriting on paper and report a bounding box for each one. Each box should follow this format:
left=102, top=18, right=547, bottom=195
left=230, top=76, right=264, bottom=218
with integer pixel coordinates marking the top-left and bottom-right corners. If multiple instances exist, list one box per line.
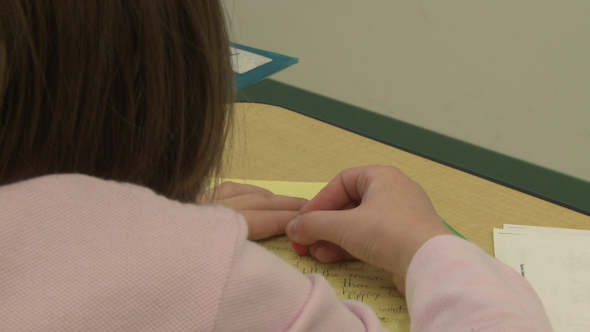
left=258, top=235, right=410, bottom=331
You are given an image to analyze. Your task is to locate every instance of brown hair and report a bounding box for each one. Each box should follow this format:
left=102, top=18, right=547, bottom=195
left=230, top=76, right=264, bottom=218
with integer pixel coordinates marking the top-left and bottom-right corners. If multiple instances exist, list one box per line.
left=0, top=0, right=234, bottom=202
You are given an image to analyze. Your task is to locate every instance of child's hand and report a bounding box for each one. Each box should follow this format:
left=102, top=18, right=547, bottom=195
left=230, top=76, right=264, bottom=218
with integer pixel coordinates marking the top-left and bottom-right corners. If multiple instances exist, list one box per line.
left=199, top=182, right=308, bottom=240
left=286, top=166, right=453, bottom=294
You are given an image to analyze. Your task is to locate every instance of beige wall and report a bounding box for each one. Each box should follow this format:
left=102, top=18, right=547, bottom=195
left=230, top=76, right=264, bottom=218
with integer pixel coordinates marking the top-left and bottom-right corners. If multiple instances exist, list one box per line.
left=223, top=0, right=590, bottom=182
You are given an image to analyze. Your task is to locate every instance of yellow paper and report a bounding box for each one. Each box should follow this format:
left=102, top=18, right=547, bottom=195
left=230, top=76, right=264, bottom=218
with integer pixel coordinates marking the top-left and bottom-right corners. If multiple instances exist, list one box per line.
left=221, top=179, right=326, bottom=200
left=223, top=179, right=410, bottom=331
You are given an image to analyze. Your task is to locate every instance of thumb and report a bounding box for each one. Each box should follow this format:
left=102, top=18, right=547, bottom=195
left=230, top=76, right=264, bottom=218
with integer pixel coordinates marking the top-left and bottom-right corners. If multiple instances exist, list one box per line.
left=286, top=209, right=354, bottom=249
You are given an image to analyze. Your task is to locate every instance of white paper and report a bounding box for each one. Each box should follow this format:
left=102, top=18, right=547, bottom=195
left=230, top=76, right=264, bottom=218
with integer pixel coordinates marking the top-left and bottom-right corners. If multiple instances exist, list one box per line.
left=230, top=46, right=272, bottom=74
left=494, top=225, right=590, bottom=331
left=503, top=224, right=590, bottom=236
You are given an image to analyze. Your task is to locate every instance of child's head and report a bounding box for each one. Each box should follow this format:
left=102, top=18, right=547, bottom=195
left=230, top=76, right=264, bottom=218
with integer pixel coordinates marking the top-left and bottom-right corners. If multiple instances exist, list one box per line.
left=0, top=0, right=234, bottom=202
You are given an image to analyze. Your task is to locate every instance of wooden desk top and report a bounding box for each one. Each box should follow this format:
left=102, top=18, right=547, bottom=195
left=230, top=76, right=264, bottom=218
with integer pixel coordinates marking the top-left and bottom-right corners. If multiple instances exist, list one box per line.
left=225, top=103, right=590, bottom=254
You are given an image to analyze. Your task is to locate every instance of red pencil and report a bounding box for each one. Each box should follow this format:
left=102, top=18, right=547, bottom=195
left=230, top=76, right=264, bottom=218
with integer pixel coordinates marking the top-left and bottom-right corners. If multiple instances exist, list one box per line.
left=291, top=242, right=309, bottom=255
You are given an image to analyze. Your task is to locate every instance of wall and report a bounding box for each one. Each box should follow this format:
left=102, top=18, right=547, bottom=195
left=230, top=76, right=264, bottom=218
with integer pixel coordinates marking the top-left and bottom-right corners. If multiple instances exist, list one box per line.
left=223, top=0, right=590, bottom=182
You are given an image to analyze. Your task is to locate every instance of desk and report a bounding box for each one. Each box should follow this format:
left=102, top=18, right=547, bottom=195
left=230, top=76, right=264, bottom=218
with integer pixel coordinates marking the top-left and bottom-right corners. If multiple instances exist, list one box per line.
left=225, top=103, right=590, bottom=255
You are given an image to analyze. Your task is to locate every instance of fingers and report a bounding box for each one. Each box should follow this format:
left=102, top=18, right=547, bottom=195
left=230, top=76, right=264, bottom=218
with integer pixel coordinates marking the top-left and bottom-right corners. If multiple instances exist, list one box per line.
left=299, top=167, right=367, bottom=214
left=200, top=181, right=309, bottom=241
left=309, top=241, right=357, bottom=263
left=199, top=181, right=275, bottom=203
left=287, top=209, right=357, bottom=248
left=291, top=240, right=357, bottom=262
left=218, top=192, right=308, bottom=212
left=220, top=193, right=307, bottom=240
left=289, top=199, right=358, bottom=256
left=240, top=209, right=301, bottom=240
left=299, top=166, right=390, bottom=214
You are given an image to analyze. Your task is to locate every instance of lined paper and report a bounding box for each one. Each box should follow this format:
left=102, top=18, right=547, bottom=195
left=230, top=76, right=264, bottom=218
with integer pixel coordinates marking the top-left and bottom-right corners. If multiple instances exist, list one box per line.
left=226, top=179, right=410, bottom=331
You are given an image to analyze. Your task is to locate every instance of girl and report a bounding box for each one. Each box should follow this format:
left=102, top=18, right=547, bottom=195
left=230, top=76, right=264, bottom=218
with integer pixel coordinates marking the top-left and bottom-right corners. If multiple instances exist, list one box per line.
left=0, top=0, right=552, bottom=331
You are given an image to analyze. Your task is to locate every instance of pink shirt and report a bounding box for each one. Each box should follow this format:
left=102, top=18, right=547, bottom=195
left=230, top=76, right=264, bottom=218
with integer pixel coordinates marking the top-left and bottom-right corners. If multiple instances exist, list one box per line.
left=0, top=174, right=553, bottom=331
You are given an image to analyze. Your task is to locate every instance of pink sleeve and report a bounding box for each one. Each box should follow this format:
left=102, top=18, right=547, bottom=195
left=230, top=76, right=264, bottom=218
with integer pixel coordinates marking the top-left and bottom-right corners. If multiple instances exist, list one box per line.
left=405, top=235, right=553, bottom=332
left=0, top=174, right=384, bottom=331
left=213, top=237, right=387, bottom=332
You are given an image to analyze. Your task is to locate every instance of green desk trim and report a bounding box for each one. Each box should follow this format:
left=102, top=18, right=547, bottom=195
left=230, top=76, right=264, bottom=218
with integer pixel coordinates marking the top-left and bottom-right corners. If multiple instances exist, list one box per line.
left=238, top=79, right=590, bottom=216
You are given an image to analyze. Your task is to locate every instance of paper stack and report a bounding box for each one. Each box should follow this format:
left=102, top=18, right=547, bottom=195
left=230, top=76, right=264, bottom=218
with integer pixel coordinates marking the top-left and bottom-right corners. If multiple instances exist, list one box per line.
left=494, top=224, right=590, bottom=331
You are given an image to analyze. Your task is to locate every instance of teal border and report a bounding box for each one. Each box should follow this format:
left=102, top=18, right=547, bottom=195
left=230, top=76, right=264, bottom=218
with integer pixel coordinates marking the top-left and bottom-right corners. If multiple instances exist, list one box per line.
left=238, top=79, right=590, bottom=216
left=231, top=43, right=298, bottom=91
